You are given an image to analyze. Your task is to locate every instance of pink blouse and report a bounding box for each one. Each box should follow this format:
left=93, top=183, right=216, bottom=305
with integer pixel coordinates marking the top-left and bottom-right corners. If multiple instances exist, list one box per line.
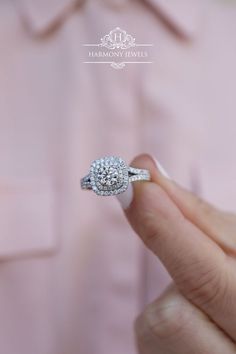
left=1, top=0, right=236, bottom=353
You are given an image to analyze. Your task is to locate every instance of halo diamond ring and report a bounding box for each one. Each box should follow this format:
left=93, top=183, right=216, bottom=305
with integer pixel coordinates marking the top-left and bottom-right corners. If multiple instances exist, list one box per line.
left=81, top=156, right=151, bottom=196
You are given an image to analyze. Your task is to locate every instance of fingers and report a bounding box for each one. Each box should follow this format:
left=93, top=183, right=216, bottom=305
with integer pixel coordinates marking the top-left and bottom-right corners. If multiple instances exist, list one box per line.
left=125, top=155, right=227, bottom=297
left=147, top=155, right=236, bottom=255
left=118, top=154, right=236, bottom=341
left=135, top=285, right=236, bottom=354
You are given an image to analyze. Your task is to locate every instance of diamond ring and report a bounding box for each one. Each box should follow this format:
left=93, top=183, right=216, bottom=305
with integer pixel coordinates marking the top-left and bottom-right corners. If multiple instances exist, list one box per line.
left=81, top=156, right=151, bottom=196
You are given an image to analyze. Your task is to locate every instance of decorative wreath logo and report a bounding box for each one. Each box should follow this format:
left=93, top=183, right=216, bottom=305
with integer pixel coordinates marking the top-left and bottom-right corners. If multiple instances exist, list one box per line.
left=100, top=27, right=136, bottom=50
left=83, top=27, right=153, bottom=69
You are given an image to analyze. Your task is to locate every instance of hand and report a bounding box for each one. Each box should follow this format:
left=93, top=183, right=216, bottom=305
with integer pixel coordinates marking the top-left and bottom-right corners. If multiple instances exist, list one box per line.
left=117, top=154, right=236, bottom=354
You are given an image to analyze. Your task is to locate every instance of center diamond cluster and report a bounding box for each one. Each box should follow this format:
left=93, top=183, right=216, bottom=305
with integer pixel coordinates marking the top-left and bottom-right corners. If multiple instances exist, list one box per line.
left=98, top=166, right=120, bottom=186
left=90, top=156, right=129, bottom=196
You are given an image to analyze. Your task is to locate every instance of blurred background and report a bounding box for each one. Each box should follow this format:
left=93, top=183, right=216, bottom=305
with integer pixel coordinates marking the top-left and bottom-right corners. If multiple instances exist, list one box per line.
left=0, top=0, right=236, bottom=353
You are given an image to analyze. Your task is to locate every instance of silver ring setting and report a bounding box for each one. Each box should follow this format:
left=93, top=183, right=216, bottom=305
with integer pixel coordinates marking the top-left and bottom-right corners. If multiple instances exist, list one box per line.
left=81, top=156, right=150, bottom=196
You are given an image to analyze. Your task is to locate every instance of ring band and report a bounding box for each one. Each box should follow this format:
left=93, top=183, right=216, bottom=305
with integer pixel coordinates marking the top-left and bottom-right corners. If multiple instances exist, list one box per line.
left=81, top=156, right=151, bottom=196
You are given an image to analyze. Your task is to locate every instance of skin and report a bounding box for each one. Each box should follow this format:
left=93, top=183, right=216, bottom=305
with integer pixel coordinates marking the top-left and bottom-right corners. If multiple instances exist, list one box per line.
left=121, top=154, right=236, bottom=354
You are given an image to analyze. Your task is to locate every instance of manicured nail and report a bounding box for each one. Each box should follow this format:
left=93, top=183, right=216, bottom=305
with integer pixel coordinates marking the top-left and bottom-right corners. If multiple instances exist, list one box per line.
left=150, top=155, right=171, bottom=179
left=116, top=155, right=170, bottom=210
left=116, top=183, right=133, bottom=210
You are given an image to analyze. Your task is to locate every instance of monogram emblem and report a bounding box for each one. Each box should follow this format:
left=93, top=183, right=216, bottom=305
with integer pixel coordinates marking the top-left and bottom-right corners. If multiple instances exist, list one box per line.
left=100, top=27, right=136, bottom=50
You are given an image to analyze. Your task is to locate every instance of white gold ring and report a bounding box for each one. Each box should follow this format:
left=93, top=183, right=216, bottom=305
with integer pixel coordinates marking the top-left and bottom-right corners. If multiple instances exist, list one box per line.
left=81, top=156, right=151, bottom=196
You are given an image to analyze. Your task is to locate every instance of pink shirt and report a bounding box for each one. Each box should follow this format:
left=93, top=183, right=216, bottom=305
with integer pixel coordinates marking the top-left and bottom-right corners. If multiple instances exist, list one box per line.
left=1, top=0, right=236, bottom=353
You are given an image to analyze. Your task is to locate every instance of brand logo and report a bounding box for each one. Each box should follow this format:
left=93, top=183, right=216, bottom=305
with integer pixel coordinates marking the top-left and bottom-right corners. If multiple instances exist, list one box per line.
left=100, top=27, right=136, bottom=50
left=83, top=27, right=153, bottom=70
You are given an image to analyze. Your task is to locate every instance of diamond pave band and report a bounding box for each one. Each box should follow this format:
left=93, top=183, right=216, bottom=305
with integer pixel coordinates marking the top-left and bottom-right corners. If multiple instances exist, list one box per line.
left=81, top=156, right=151, bottom=196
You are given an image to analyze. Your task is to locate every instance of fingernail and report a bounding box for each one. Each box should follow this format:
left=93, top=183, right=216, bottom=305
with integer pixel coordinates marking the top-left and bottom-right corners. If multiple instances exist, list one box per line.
left=150, top=155, right=171, bottom=179
left=116, top=183, right=133, bottom=210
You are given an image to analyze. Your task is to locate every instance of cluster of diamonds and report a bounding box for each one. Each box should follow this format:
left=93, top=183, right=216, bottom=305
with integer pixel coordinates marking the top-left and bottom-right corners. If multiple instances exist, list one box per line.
left=90, top=156, right=129, bottom=196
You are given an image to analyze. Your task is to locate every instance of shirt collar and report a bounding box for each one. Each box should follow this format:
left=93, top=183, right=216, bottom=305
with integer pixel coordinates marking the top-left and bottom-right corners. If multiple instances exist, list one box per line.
left=15, top=0, right=204, bottom=38
left=144, top=0, right=205, bottom=39
left=14, top=0, right=84, bottom=35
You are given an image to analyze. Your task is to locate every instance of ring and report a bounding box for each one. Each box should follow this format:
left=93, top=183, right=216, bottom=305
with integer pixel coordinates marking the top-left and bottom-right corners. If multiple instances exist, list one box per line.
left=81, top=156, right=151, bottom=196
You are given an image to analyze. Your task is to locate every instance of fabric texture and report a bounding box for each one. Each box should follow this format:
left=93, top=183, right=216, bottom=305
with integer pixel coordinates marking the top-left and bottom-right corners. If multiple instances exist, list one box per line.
left=0, top=0, right=236, bottom=352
